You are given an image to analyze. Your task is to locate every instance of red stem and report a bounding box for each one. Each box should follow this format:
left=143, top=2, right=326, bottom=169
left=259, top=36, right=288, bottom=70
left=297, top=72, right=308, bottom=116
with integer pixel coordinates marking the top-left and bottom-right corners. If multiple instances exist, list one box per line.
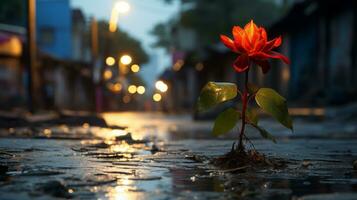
left=238, top=70, right=249, bottom=152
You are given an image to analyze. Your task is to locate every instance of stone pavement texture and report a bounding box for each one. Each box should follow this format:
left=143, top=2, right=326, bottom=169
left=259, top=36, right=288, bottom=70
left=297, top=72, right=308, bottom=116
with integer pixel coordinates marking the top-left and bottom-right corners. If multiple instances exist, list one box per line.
left=0, top=112, right=356, bottom=200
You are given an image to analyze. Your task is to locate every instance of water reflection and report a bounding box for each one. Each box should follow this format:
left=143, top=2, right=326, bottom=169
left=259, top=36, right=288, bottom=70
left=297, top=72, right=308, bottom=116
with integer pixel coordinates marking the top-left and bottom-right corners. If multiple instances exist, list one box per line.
left=1, top=113, right=357, bottom=199
left=106, top=178, right=142, bottom=200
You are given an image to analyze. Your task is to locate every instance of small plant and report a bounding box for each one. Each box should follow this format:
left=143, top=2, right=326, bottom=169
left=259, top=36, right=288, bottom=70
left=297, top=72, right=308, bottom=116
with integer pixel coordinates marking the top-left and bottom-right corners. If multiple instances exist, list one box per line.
left=197, top=20, right=293, bottom=153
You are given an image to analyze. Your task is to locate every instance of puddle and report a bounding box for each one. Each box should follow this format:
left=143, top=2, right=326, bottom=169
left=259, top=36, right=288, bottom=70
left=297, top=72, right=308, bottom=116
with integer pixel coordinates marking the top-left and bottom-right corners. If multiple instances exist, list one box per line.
left=0, top=121, right=357, bottom=199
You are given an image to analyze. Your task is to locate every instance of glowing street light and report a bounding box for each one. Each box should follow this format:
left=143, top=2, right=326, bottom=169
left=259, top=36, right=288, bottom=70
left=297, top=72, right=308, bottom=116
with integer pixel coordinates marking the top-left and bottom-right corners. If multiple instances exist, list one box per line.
left=128, top=85, right=137, bottom=94
left=107, top=82, right=122, bottom=93
left=153, top=93, right=162, bottom=102
left=123, top=95, right=131, bottom=103
left=109, top=1, right=130, bottom=32
left=155, top=80, right=168, bottom=93
left=103, top=69, right=113, bottom=80
left=131, top=64, right=140, bottom=73
left=106, top=56, right=115, bottom=66
left=120, top=54, right=132, bottom=65
left=115, top=1, right=130, bottom=14
left=173, top=59, right=184, bottom=71
left=137, top=86, right=145, bottom=94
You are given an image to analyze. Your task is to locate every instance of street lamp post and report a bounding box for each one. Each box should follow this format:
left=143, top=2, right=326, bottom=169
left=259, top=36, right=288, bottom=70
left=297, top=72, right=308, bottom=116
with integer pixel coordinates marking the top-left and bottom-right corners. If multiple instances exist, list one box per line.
left=26, top=0, right=40, bottom=113
left=109, top=1, right=130, bottom=32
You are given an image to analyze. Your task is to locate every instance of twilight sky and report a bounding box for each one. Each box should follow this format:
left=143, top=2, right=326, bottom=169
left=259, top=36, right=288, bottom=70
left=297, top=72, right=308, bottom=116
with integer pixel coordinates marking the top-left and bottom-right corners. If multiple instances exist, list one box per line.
left=71, top=0, right=180, bottom=86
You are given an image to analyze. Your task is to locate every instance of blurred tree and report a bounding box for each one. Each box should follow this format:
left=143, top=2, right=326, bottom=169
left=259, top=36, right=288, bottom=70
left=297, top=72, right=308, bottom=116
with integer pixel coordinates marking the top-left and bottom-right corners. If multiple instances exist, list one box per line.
left=96, top=20, right=149, bottom=65
left=151, top=0, right=287, bottom=51
left=0, top=0, right=26, bottom=26
left=150, top=23, right=173, bottom=50
left=127, top=73, right=146, bottom=86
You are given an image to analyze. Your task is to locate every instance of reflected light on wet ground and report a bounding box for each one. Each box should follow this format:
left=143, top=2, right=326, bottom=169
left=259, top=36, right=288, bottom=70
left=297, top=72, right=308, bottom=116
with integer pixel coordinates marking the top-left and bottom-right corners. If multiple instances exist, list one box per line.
left=105, top=178, right=143, bottom=200
left=1, top=112, right=357, bottom=199
left=101, top=112, right=213, bottom=141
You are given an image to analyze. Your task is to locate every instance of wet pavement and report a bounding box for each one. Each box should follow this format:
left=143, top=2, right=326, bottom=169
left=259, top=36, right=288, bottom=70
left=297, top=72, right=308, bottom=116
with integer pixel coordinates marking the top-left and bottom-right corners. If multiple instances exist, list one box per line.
left=0, top=112, right=357, bottom=199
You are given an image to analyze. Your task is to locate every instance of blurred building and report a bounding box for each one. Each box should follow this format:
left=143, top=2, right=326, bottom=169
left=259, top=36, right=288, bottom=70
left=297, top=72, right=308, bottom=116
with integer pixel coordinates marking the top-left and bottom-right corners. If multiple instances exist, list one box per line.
left=37, top=0, right=72, bottom=59
left=267, top=0, right=357, bottom=105
left=0, top=0, right=27, bottom=110
left=36, top=0, right=94, bottom=111
left=0, top=0, right=94, bottom=111
left=0, top=24, right=26, bottom=110
left=157, top=24, right=240, bottom=112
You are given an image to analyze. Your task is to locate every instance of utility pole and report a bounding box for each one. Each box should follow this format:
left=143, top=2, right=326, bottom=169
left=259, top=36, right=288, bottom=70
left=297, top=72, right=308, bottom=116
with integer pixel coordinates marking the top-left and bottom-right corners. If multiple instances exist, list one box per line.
left=26, top=0, right=39, bottom=113
left=91, top=17, right=103, bottom=113
left=91, top=17, right=99, bottom=60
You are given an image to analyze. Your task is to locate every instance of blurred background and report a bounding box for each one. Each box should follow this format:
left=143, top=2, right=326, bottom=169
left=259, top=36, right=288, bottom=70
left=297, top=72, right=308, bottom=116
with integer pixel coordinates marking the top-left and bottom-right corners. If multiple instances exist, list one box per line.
left=0, top=0, right=356, bottom=116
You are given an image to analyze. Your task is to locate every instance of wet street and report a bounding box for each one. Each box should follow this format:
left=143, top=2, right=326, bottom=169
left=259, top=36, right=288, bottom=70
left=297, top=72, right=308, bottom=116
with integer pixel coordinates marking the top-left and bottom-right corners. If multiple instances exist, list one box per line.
left=0, top=112, right=357, bottom=199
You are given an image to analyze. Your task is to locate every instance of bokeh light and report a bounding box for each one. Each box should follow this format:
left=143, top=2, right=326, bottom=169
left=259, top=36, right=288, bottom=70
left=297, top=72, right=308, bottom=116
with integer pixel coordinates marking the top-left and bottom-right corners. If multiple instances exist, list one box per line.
left=131, top=64, right=140, bottom=73
left=123, top=95, right=131, bottom=103
left=153, top=93, right=162, bottom=102
left=155, top=80, right=168, bottom=93
left=137, top=86, right=145, bottom=94
left=120, top=55, right=132, bottom=65
left=173, top=59, right=184, bottom=71
left=195, top=62, right=204, bottom=71
left=115, top=1, right=130, bottom=14
left=106, top=56, right=116, bottom=66
left=128, top=85, right=137, bottom=94
left=103, top=69, right=113, bottom=80
left=107, top=82, right=122, bottom=93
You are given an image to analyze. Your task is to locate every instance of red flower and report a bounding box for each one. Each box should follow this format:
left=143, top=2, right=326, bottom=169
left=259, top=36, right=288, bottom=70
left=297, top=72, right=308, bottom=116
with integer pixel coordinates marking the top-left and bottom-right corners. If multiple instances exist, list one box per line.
left=220, top=20, right=290, bottom=74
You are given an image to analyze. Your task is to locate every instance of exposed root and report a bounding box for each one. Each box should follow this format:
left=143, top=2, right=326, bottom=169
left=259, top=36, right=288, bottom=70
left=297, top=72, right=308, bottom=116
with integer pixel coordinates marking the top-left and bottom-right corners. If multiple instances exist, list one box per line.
left=211, top=145, right=285, bottom=172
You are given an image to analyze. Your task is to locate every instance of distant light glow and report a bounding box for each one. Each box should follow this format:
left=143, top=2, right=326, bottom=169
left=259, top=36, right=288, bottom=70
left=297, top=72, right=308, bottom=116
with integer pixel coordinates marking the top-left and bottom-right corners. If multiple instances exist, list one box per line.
left=106, top=56, right=115, bottom=66
left=153, top=93, right=162, bottom=102
left=115, top=1, right=130, bottom=14
left=137, top=86, right=145, bottom=94
left=155, top=80, right=168, bottom=92
left=107, top=83, right=122, bottom=93
left=128, top=85, right=137, bottom=94
left=109, top=1, right=130, bottom=32
left=131, top=64, right=140, bottom=73
left=195, top=62, right=204, bottom=71
left=103, top=69, right=113, bottom=80
left=120, top=55, right=132, bottom=65
left=173, top=59, right=184, bottom=71
left=112, top=83, right=122, bottom=92
left=123, top=95, right=131, bottom=103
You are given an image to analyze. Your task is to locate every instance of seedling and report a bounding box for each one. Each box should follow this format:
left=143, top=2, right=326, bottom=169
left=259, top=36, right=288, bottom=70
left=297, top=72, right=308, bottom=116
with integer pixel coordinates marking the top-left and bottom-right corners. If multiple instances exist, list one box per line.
left=197, top=20, right=293, bottom=152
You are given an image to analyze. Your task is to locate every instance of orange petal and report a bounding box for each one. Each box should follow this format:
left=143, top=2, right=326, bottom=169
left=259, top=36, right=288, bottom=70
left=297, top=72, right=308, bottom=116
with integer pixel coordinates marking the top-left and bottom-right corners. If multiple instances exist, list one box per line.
left=263, top=36, right=281, bottom=51
left=249, top=52, right=271, bottom=60
left=232, top=26, right=246, bottom=53
left=249, top=51, right=290, bottom=64
left=232, top=26, right=244, bottom=43
left=259, top=27, right=267, bottom=42
left=244, top=20, right=258, bottom=42
left=234, top=41, right=246, bottom=53
left=253, top=38, right=265, bottom=52
left=220, top=35, right=237, bottom=52
left=233, top=55, right=250, bottom=73
left=267, top=51, right=290, bottom=64
left=274, top=36, right=282, bottom=47
left=241, top=32, right=252, bottom=52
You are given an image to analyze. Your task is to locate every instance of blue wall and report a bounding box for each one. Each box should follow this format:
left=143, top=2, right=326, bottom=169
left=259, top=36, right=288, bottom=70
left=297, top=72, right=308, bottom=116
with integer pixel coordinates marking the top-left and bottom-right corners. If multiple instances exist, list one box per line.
left=289, top=20, right=318, bottom=99
left=36, top=0, right=72, bottom=59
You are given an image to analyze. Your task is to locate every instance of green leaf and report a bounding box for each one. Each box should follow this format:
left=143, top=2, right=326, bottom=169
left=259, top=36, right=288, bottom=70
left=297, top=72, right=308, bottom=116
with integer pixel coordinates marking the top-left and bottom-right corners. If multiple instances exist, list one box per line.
left=213, top=108, right=240, bottom=136
left=251, top=124, right=277, bottom=143
left=255, top=88, right=293, bottom=130
left=197, top=82, right=238, bottom=112
left=246, top=108, right=258, bottom=126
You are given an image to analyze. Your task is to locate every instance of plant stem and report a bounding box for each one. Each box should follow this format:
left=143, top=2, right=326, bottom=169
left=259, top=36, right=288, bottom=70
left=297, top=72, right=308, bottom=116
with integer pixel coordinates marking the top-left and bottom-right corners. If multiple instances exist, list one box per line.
left=238, top=70, right=249, bottom=152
